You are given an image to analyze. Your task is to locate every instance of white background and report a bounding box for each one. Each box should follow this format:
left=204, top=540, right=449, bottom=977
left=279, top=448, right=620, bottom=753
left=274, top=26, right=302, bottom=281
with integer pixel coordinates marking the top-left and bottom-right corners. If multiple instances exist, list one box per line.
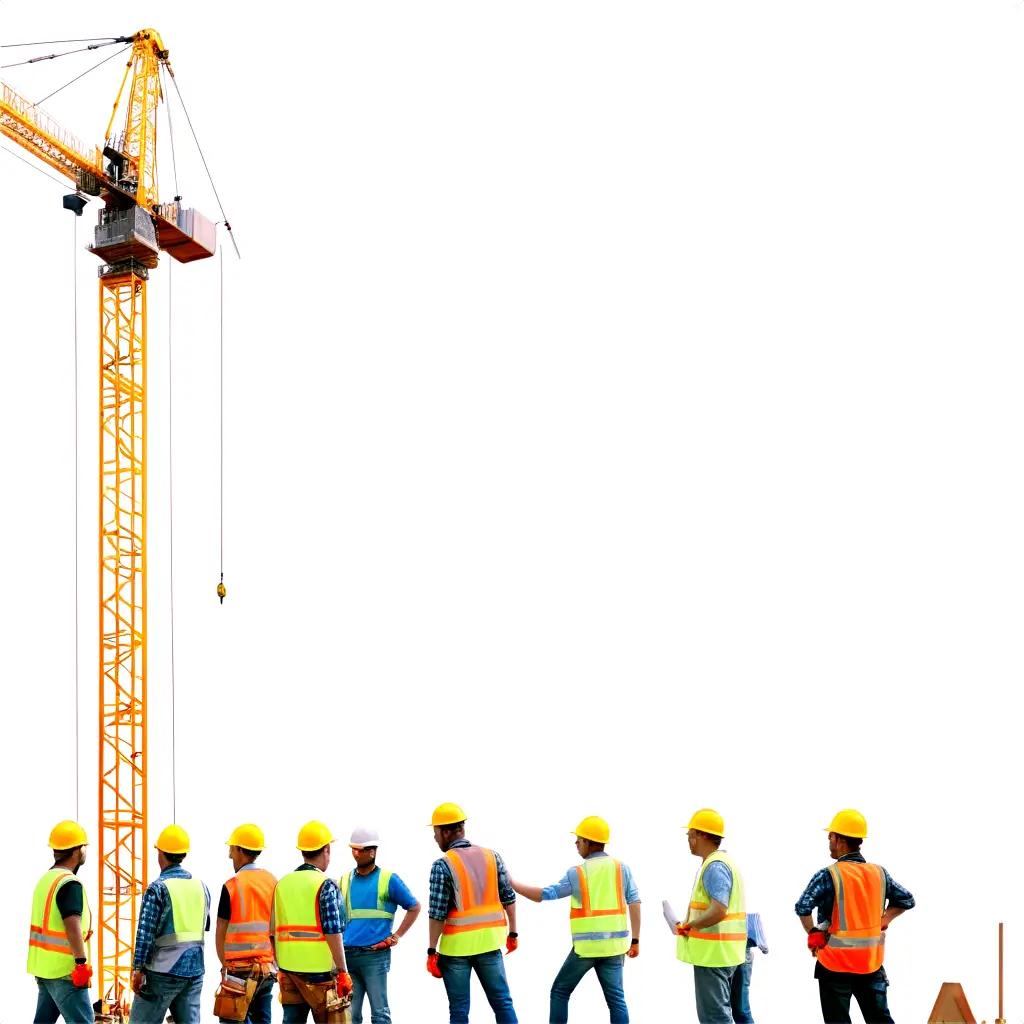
left=2, top=2, right=1022, bottom=1021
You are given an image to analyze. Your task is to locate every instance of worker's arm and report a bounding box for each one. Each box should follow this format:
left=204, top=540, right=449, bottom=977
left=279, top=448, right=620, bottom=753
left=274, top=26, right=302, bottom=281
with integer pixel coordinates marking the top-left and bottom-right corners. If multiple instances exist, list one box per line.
left=881, top=906, right=906, bottom=930
left=680, top=898, right=729, bottom=931
left=63, top=915, right=87, bottom=960
left=428, top=918, right=444, bottom=949
left=215, top=918, right=228, bottom=967
left=326, top=933, right=348, bottom=973
left=799, top=914, right=819, bottom=934
left=504, top=902, right=517, bottom=934
left=394, top=902, right=421, bottom=940
left=628, top=902, right=641, bottom=942
left=510, top=880, right=544, bottom=903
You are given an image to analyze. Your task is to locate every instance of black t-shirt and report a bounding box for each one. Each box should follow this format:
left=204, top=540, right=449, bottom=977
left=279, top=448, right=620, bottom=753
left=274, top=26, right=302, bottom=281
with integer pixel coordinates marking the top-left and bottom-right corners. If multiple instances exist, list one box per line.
left=218, top=885, right=232, bottom=921
left=55, top=879, right=84, bottom=919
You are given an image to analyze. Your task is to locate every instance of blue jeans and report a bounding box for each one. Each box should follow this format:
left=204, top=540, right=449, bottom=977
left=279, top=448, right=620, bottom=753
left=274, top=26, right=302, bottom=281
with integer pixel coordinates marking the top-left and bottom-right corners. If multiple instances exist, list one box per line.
left=347, top=948, right=392, bottom=1024
left=815, top=964, right=894, bottom=1024
left=128, top=970, right=203, bottom=1024
left=33, top=977, right=94, bottom=1024
left=439, top=949, right=518, bottom=1023
left=550, top=948, right=628, bottom=1023
left=692, top=965, right=737, bottom=1024
left=216, top=970, right=276, bottom=1024
left=729, top=949, right=754, bottom=1023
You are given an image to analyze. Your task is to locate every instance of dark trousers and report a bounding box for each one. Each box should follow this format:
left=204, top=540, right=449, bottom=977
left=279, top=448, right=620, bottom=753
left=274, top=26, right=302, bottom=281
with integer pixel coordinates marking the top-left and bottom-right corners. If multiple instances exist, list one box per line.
left=815, top=964, right=894, bottom=1024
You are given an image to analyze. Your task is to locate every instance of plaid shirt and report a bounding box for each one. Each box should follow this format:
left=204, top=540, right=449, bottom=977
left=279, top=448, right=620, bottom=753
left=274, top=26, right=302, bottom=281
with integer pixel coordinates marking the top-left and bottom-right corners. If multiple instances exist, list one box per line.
left=269, top=864, right=344, bottom=983
left=429, top=839, right=515, bottom=922
left=132, top=866, right=211, bottom=976
left=795, top=852, right=915, bottom=925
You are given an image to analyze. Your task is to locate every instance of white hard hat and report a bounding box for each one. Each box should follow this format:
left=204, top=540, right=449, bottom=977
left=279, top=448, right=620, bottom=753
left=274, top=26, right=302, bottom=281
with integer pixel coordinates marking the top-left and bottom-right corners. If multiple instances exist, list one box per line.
left=349, top=827, right=380, bottom=849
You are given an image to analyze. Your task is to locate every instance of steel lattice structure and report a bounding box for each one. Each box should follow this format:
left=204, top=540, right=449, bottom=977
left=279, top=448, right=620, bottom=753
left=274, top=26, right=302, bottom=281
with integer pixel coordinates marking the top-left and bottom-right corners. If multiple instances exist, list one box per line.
left=2, top=28, right=216, bottom=1017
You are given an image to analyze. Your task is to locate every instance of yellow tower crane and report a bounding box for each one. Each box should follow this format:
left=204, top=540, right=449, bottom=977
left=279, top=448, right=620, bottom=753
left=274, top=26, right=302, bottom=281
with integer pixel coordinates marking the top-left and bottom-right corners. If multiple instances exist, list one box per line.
left=1, top=27, right=217, bottom=1012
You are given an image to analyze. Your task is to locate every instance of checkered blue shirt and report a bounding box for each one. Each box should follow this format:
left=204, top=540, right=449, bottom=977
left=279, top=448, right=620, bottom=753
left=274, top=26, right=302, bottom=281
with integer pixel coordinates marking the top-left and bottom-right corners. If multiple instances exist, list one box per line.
left=428, top=839, right=515, bottom=922
left=132, top=866, right=211, bottom=976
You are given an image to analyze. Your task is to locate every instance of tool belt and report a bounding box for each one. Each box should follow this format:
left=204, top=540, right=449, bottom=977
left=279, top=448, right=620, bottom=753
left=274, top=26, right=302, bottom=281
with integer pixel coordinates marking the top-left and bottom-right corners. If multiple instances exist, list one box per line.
left=213, top=961, right=274, bottom=1022
left=278, top=969, right=351, bottom=1024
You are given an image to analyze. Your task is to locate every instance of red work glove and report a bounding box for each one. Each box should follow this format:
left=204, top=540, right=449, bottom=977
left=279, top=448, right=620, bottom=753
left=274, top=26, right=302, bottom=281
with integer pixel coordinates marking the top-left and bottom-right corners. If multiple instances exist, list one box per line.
left=426, top=950, right=442, bottom=978
left=70, top=961, right=92, bottom=989
left=336, top=972, right=353, bottom=998
left=807, top=929, right=829, bottom=952
left=675, top=922, right=692, bottom=937
left=505, top=932, right=519, bottom=954
left=626, top=940, right=639, bottom=959
left=370, top=934, right=399, bottom=951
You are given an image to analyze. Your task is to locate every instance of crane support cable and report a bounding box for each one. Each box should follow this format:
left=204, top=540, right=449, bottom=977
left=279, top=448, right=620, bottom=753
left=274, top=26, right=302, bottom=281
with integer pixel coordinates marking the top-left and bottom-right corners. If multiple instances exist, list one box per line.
left=35, top=43, right=132, bottom=107
left=168, top=260, right=178, bottom=822
left=1, top=38, right=126, bottom=70
left=166, top=73, right=240, bottom=258
left=0, top=36, right=130, bottom=48
left=161, top=65, right=180, bottom=198
left=0, top=144, right=69, bottom=187
left=220, top=247, right=225, bottom=591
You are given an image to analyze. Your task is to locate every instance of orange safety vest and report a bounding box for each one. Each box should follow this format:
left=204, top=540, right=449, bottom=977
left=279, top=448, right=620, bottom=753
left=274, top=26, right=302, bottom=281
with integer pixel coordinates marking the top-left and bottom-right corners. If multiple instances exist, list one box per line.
left=816, top=861, right=886, bottom=975
left=438, top=847, right=508, bottom=956
left=224, top=867, right=277, bottom=965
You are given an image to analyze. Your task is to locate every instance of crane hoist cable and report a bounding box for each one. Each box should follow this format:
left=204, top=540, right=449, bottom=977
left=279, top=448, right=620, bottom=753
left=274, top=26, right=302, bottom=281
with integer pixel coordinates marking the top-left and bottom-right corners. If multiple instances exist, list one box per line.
left=72, top=209, right=81, bottom=820
left=168, top=259, right=179, bottom=822
left=219, top=247, right=226, bottom=604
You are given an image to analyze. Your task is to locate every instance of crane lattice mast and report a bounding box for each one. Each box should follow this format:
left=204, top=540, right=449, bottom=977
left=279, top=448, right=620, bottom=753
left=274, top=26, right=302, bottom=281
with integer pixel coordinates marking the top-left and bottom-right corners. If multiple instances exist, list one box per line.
left=1, top=27, right=216, bottom=1014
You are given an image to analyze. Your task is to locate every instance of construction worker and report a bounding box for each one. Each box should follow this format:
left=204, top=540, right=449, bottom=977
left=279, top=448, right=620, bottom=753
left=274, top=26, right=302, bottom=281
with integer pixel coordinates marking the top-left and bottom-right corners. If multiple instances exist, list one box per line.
left=129, top=824, right=211, bottom=1024
left=674, top=809, right=747, bottom=1024
left=28, top=820, right=93, bottom=1024
left=272, top=821, right=353, bottom=1023
left=730, top=912, right=768, bottom=1023
left=795, top=809, right=915, bottom=1024
left=340, top=827, right=422, bottom=1024
left=214, top=824, right=278, bottom=1023
left=426, top=802, right=519, bottom=1024
left=511, top=815, right=641, bottom=1024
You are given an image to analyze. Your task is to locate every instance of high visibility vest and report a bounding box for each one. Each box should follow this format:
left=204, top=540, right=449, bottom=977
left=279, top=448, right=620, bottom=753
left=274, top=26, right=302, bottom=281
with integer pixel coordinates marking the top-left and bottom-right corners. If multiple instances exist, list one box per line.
left=677, top=851, right=746, bottom=968
left=147, top=878, right=209, bottom=973
left=340, top=869, right=394, bottom=923
left=568, top=857, right=630, bottom=958
left=224, top=867, right=277, bottom=966
left=274, top=869, right=334, bottom=973
left=438, top=847, right=508, bottom=956
left=815, top=861, right=886, bottom=975
left=27, top=869, right=91, bottom=979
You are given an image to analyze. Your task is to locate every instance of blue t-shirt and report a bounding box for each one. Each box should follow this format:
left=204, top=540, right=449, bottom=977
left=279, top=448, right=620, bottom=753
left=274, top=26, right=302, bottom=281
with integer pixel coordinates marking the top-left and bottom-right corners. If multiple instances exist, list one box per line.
left=340, top=867, right=419, bottom=947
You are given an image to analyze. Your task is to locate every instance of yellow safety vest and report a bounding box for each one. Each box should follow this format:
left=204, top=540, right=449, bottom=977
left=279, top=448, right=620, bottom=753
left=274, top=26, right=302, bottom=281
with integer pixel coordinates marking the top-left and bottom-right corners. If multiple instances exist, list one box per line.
left=274, top=869, right=335, bottom=973
left=677, top=851, right=746, bottom=968
left=569, top=856, right=630, bottom=958
left=27, top=869, right=91, bottom=979
left=340, top=869, right=394, bottom=922
left=438, top=847, right=508, bottom=956
left=146, top=877, right=208, bottom=973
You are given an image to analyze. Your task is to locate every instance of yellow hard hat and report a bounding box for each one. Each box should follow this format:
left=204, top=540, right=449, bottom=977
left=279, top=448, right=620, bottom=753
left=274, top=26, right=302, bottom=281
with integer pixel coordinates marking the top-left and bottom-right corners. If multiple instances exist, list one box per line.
left=226, top=823, right=265, bottom=851
left=573, top=815, right=611, bottom=844
left=49, top=820, right=88, bottom=849
left=687, top=808, right=726, bottom=838
left=825, top=809, right=868, bottom=839
left=155, top=824, right=191, bottom=855
left=430, top=802, right=467, bottom=827
left=297, top=820, right=334, bottom=852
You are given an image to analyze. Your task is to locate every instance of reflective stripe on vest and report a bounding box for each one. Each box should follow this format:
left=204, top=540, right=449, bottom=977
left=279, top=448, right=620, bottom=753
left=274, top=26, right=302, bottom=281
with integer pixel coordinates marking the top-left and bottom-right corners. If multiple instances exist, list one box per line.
left=224, top=867, right=277, bottom=964
left=340, top=869, right=395, bottom=921
left=273, top=869, right=334, bottom=973
left=677, top=851, right=746, bottom=968
left=815, top=861, right=886, bottom=975
left=147, top=878, right=209, bottom=973
left=438, top=847, right=507, bottom=956
left=569, top=857, right=630, bottom=958
left=27, top=869, right=92, bottom=980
